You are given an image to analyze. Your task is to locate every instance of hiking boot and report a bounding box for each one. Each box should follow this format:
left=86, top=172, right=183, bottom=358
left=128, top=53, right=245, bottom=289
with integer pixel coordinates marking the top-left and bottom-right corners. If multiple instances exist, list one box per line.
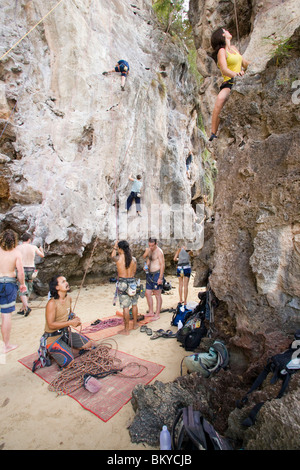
left=24, top=307, right=31, bottom=317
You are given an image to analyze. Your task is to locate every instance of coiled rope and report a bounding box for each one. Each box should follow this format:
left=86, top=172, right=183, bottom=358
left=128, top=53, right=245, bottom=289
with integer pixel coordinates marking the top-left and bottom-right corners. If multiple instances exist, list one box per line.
left=48, top=340, right=148, bottom=395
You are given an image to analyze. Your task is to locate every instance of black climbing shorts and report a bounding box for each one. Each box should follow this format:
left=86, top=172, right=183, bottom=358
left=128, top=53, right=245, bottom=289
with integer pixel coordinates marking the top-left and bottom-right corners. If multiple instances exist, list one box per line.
left=220, top=78, right=234, bottom=90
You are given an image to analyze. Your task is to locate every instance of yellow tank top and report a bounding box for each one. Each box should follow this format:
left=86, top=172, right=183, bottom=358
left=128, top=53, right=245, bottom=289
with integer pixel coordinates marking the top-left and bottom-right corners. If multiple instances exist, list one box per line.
left=221, top=50, right=243, bottom=82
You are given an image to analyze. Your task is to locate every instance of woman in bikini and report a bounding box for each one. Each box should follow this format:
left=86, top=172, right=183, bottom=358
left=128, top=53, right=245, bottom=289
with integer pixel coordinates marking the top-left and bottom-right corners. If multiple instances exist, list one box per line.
left=209, top=27, right=250, bottom=141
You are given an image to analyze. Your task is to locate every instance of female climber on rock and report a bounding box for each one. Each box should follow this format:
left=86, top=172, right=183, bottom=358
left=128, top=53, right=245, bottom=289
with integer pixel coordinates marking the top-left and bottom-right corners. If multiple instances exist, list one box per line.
left=209, top=27, right=250, bottom=142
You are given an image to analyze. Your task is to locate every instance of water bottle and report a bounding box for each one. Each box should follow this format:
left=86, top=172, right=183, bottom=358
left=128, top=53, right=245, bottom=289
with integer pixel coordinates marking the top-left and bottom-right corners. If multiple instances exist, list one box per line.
left=144, top=262, right=149, bottom=273
left=160, top=425, right=171, bottom=450
left=177, top=320, right=183, bottom=330
left=180, top=267, right=184, bottom=278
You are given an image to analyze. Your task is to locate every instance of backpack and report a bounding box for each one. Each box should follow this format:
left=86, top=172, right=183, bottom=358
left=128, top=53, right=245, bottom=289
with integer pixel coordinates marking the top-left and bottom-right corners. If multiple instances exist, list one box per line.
left=162, top=278, right=172, bottom=292
left=172, top=406, right=232, bottom=450
left=176, top=295, right=207, bottom=350
left=182, top=340, right=229, bottom=377
left=177, top=317, right=207, bottom=351
left=171, top=304, right=192, bottom=327
left=236, top=331, right=300, bottom=427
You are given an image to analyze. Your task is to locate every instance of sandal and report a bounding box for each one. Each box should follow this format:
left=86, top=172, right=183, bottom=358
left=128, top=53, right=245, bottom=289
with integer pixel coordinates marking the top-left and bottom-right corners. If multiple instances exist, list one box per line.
left=150, top=329, right=165, bottom=340
left=162, top=330, right=177, bottom=338
left=140, top=325, right=147, bottom=332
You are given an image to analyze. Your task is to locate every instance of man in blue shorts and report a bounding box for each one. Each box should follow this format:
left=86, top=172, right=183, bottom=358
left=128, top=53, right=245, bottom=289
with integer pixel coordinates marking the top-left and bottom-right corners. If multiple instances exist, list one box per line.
left=0, top=230, right=26, bottom=353
left=103, top=59, right=130, bottom=90
left=143, top=238, right=165, bottom=321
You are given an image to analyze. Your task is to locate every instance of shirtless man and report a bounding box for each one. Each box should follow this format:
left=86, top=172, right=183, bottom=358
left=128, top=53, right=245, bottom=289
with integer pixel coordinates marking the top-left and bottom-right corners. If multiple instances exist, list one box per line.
left=17, top=233, right=44, bottom=316
left=0, top=230, right=26, bottom=353
left=143, top=238, right=165, bottom=320
left=111, top=240, right=139, bottom=335
left=45, top=275, right=93, bottom=368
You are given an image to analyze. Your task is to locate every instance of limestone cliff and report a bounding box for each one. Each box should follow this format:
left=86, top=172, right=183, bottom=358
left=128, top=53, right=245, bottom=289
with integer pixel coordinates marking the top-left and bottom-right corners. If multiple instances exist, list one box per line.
left=0, top=0, right=206, bottom=291
left=189, top=0, right=300, bottom=356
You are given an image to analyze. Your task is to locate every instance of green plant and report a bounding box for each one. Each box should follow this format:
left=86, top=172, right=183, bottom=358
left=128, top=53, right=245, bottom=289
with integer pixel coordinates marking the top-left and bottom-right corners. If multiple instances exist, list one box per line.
left=264, top=36, right=294, bottom=66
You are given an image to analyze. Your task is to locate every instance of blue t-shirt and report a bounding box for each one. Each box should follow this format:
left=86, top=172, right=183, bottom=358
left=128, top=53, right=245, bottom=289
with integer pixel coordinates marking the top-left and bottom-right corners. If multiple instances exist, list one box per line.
left=131, top=179, right=142, bottom=193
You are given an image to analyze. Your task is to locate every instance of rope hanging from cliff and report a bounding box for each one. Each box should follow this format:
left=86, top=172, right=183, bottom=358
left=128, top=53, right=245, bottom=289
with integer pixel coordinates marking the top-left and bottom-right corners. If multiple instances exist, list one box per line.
left=232, top=0, right=241, bottom=51
left=0, top=0, right=66, bottom=62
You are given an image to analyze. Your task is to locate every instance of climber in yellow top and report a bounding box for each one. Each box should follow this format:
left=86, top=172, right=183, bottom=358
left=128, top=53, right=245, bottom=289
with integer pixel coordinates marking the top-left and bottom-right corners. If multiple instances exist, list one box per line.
left=209, top=27, right=250, bottom=141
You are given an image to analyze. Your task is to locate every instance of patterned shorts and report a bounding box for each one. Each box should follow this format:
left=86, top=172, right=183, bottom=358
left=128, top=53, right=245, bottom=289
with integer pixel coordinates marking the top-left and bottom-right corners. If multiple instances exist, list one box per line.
left=118, top=278, right=139, bottom=308
left=47, top=332, right=89, bottom=368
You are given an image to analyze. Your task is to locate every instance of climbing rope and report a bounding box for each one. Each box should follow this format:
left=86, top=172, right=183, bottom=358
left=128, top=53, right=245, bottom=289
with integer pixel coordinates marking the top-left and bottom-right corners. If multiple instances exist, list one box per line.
left=0, top=0, right=66, bottom=62
left=48, top=341, right=149, bottom=395
left=232, top=0, right=241, bottom=51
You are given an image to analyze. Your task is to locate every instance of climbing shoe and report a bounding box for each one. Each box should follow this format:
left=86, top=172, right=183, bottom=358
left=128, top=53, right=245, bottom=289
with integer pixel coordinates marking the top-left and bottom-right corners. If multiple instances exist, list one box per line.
left=24, top=307, right=31, bottom=317
left=208, top=133, right=217, bottom=141
left=102, top=71, right=108, bottom=75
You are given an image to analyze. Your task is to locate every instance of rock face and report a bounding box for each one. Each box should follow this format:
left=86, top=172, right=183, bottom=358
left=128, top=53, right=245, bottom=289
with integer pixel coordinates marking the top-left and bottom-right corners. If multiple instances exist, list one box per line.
left=128, top=0, right=300, bottom=451
left=189, top=0, right=300, bottom=357
left=0, top=0, right=206, bottom=291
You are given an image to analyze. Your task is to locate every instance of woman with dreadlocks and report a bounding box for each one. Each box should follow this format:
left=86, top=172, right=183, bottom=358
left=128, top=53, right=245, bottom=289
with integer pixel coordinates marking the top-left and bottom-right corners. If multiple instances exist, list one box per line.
left=209, top=27, right=250, bottom=141
left=111, top=240, right=139, bottom=335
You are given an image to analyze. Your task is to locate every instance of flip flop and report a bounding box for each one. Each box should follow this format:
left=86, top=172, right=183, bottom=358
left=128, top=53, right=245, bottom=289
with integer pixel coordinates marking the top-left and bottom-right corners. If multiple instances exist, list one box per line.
left=146, top=327, right=152, bottom=336
left=140, top=325, right=147, bottom=332
left=150, top=329, right=165, bottom=340
left=162, top=330, right=177, bottom=338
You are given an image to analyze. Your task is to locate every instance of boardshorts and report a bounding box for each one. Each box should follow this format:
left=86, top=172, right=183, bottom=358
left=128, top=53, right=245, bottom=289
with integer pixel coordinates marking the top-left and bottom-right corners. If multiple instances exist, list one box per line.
left=0, top=277, right=18, bottom=314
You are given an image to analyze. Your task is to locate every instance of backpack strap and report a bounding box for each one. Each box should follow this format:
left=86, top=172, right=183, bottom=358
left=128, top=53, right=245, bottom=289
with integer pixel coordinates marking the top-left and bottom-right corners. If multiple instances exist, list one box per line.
left=242, top=402, right=265, bottom=427
left=171, top=408, right=184, bottom=450
left=182, top=406, right=207, bottom=450
left=276, top=371, right=292, bottom=399
left=236, top=363, right=272, bottom=408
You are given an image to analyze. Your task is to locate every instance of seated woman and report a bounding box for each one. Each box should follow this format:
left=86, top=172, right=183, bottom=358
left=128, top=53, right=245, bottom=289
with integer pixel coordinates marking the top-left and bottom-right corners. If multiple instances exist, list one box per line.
left=44, top=275, right=93, bottom=368
left=209, top=27, right=250, bottom=141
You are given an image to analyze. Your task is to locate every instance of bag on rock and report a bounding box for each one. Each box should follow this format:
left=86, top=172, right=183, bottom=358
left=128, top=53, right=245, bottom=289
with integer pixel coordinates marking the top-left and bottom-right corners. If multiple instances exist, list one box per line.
left=236, top=330, right=300, bottom=427
left=172, top=405, right=232, bottom=450
left=183, top=340, right=229, bottom=377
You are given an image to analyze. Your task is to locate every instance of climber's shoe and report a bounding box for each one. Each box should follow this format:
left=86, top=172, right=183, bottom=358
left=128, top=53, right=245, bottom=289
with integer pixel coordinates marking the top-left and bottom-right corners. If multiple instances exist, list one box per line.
left=102, top=71, right=108, bottom=75
left=208, top=133, right=217, bottom=142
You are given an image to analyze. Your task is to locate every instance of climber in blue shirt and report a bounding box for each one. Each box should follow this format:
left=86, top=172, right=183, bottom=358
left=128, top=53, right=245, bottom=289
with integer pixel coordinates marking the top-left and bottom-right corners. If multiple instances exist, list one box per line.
left=126, top=174, right=142, bottom=216
left=102, top=60, right=130, bottom=91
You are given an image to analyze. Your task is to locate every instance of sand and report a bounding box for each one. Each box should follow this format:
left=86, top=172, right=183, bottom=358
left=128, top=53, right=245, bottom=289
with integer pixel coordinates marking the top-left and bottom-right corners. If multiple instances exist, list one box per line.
left=0, top=274, right=202, bottom=451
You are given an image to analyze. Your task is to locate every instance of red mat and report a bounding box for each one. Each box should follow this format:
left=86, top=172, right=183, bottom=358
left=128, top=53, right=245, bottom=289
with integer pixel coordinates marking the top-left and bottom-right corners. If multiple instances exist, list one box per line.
left=19, top=350, right=164, bottom=422
left=77, top=314, right=152, bottom=341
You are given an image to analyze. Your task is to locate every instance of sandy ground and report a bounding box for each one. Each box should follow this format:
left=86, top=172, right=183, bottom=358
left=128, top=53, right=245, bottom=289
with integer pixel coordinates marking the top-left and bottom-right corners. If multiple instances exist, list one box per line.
left=0, top=274, right=203, bottom=451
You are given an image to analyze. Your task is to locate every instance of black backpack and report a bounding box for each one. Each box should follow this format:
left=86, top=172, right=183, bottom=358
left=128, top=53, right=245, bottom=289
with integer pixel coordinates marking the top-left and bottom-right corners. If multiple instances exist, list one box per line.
left=172, top=406, right=232, bottom=450
left=237, top=331, right=300, bottom=427
left=177, top=321, right=207, bottom=351
left=176, top=297, right=207, bottom=351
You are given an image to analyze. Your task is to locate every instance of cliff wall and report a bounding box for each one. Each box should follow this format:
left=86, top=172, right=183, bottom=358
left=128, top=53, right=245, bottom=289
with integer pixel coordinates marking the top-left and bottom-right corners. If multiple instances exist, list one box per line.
left=189, top=0, right=300, bottom=362
left=0, top=0, right=206, bottom=291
